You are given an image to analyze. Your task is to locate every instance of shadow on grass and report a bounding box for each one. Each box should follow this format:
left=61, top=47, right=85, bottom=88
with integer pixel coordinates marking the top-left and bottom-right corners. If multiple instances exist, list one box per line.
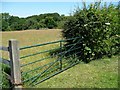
left=49, top=44, right=120, bottom=64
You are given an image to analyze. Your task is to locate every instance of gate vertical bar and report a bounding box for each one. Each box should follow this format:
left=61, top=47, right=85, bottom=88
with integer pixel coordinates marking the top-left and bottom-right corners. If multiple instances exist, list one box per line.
left=59, top=41, right=62, bottom=70
left=9, top=39, right=22, bottom=89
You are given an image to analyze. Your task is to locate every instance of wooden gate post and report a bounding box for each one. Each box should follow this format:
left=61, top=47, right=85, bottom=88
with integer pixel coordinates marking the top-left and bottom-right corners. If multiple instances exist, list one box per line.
left=9, top=39, right=22, bottom=89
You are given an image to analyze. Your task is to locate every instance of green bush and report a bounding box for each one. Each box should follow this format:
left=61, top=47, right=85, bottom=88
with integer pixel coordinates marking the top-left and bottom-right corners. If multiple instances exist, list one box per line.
left=62, top=2, right=120, bottom=63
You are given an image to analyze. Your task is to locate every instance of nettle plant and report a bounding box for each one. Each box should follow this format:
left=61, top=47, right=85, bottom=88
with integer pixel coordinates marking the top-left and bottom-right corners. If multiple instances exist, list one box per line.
left=62, top=2, right=119, bottom=63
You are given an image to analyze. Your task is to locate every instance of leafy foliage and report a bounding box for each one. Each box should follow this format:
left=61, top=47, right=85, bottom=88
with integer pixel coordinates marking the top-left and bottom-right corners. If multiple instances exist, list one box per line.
left=62, top=2, right=120, bottom=63
left=1, top=13, right=66, bottom=31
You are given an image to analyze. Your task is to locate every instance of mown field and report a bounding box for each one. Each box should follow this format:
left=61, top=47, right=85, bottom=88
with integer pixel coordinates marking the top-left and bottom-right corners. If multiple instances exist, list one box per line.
left=1, top=29, right=62, bottom=46
left=1, top=29, right=119, bottom=88
left=37, top=55, right=118, bottom=88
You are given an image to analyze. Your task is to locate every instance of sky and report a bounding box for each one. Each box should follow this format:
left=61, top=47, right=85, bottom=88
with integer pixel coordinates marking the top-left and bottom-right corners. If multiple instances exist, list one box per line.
left=2, top=2, right=84, bottom=17
left=1, top=1, right=119, bottom=18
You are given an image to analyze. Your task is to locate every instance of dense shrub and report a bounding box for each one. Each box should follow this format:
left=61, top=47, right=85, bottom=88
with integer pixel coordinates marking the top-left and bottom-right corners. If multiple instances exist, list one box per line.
left=62, top=2, right=120, bottom=63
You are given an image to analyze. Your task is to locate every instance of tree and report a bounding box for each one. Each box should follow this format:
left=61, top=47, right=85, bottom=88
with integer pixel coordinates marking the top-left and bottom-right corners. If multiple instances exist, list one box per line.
left=2, top=13, right=10, bottom=21
left=45, top=17, right=57, bottom=29
left=2, top=19, right=9, bottom=31
left=2, top=13, right=10, bottom=31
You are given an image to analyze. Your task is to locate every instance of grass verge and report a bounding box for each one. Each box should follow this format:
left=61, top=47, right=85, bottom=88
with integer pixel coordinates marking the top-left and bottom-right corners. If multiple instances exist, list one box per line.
left=34, top=55, right=118, bottom=88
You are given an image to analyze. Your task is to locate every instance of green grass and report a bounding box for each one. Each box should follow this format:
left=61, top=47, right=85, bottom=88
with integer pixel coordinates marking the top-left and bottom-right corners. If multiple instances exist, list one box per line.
left=1, top=29, right=119, bottom=88
left=0, top=63, right=11, bottom=88
left=35, top=55, right=118, bottom=88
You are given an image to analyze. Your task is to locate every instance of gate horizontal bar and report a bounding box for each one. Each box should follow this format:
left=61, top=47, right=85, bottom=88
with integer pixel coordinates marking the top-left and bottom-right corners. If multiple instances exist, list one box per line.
left=20, top=47, right=60, bottom=59
left=0, top=46, right=9, bottom=51
left=22, top=60, right=58, bottom=75
left=21, top=56, right=53, bottom=67
left=0, top=58, right=10, bottom=66
left=20, top=40, right=60, bottom=50
left=20, top=37, right=81, bottom=50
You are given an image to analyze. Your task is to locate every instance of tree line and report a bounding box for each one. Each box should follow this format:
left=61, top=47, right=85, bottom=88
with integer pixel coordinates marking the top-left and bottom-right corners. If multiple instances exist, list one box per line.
left=1, top=13, right=69, bottom=31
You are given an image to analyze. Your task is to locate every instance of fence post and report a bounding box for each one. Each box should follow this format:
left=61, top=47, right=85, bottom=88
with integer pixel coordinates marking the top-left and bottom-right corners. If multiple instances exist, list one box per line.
left=9, top=39, right=22, bottom=89
left=59, top=41, right=62, bottom=70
